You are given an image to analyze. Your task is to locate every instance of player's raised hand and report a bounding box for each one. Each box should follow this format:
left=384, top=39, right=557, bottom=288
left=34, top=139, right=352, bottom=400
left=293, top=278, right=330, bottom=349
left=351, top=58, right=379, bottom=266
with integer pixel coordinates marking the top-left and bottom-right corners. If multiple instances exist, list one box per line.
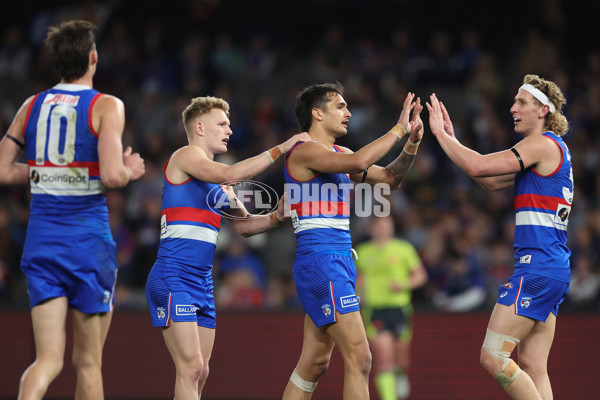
left=397, top=92, right=418, bottom=135
left=409, top=97, right=424, bottom=144
left=427, top=93, right=456, bottom=140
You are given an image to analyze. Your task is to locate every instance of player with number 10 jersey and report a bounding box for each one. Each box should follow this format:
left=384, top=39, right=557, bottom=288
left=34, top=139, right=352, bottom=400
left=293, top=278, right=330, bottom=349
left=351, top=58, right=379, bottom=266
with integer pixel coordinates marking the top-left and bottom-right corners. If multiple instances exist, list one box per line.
left=22, top=83, right=116, bottom=313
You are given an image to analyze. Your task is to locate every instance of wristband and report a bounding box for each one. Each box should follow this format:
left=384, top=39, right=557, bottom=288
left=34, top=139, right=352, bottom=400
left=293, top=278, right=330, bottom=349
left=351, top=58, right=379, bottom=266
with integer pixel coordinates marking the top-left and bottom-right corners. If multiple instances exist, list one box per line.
left=268, top=211, right=281, bottom=226
left=265, top=145, right=282, bottom=164
left=361, top=168, right=369, bottom=183
left=403, top=139, right=420, bottom=155
left=388, top=124, right=407, bottom=141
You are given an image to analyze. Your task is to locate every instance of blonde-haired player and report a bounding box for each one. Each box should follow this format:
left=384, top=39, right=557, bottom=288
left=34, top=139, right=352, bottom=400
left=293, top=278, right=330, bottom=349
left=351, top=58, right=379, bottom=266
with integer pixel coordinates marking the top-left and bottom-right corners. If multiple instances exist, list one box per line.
left=428, top=74, right=572, bottom=399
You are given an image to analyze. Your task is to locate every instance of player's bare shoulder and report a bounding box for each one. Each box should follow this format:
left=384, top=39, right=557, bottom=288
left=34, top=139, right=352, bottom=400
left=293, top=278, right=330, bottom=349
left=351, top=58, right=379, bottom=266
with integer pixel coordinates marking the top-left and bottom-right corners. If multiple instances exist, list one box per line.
left=93, top=94, right=124, bottom=114
left=91, top=94, right=125, bottom=133
left=517, top=133, right=562, bottom=174
left=167, top=145, right=210, bottom=183
left=287, top=140, right=329, bottom=161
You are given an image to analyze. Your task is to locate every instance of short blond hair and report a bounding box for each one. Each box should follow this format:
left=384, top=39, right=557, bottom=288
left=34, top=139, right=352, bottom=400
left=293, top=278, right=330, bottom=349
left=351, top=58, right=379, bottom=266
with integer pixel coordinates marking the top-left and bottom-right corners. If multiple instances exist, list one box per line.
left=182, top=96, right=230, bottom=139
left=522, top=74, right=569, bottom=136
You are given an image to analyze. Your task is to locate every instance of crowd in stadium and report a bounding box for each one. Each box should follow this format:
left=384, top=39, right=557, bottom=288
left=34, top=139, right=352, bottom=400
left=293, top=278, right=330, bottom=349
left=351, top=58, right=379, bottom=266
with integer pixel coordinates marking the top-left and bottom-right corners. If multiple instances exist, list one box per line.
left=1, top=0, right=599, bottom=313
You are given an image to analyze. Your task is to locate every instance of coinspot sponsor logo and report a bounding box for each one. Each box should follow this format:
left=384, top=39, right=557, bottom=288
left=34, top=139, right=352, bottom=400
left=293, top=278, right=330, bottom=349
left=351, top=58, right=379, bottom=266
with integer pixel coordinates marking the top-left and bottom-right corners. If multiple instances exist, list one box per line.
left=29, top=167, right=89, bottom=189
left=207, top=180, right=279, bottom=220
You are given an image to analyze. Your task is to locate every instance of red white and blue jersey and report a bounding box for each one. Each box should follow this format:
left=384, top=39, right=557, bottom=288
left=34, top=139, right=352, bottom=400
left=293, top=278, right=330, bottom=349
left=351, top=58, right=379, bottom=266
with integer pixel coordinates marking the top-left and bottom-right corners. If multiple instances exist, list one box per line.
left=513, top=132, right=573, bottom=283
left=284, top=143, right=353, bottom=258
left=156, top=158, right=230, bottom=273
left=23, top=83, right=110, bottom=237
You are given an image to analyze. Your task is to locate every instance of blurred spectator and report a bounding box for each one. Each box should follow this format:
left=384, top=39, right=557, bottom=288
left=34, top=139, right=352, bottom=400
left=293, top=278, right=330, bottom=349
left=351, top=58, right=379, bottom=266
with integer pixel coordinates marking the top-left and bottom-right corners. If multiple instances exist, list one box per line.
left=216, top=236, right=267, bottom=310
left=567, top=254, right=600, bottom=311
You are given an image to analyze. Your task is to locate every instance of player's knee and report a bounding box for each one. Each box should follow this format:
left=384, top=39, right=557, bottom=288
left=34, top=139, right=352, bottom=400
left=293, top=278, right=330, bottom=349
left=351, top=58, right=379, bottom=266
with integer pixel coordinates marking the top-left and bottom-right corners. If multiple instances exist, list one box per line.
left=187, top=354, right=206, bottom=383
left=311, top=357, right=330, bottom=380
left=348, top=346, right=372, bottom=377
left=71, top=351, right=100, bottom=373
left=360, top=349, right=373, bottom=377
left=37, top=355, right=64, bottom=379
left=198, top=363, right=210, bottom=385
left=481, top=329, right=522, bottom=389
left=518, top=355, right=546, bottom=380
left=480, top=346, right=497, bottom=373
left=176, top=351, right=205, bottom=383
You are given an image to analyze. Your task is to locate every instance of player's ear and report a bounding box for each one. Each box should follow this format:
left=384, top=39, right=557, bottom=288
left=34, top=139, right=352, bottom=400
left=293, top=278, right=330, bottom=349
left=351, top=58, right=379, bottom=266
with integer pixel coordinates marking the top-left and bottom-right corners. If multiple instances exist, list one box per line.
left=195, top=120, right=204, bottom=137
left=90, top=46, right=98, bottom=66
left=312, top=108, right=323, bottom=121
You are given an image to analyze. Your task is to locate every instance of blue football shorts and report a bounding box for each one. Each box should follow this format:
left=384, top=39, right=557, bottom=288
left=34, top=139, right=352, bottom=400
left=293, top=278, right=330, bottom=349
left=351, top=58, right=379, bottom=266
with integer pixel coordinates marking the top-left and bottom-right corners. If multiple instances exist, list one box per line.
left=293, top=251, right=360, bottom=328
left=20, top=234, right=118, bottom=313
left=145, top=262, right=216, bottom=329
left=496, top=270, right=569, bottom=322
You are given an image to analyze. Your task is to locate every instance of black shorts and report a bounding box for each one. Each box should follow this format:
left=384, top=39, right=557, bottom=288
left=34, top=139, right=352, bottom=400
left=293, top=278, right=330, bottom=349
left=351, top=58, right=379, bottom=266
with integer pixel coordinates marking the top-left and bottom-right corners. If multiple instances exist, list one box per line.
left=369, top=305, right=413, bottom=339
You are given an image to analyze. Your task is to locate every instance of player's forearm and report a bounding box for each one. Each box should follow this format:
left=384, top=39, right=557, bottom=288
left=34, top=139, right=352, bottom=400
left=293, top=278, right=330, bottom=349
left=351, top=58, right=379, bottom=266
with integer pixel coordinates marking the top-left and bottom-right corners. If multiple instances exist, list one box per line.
left=437, top=134, right=484, bottom=177
left=232, top=212, right=281, bottom=237
left=382, top=138, right=419, bottom=189
left=101, top=165, right=130, bottom=188
left=226, top=147, right=281, bottom=182
left=0, top=163, right=29, bottom=185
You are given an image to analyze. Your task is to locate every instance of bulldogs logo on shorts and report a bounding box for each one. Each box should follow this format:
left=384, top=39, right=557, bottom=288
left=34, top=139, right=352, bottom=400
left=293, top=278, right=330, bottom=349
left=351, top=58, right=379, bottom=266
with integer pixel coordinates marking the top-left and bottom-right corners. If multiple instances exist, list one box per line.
left=520, top=297, right=532, bottom=309
left=322, top=304, right=332, bottom=316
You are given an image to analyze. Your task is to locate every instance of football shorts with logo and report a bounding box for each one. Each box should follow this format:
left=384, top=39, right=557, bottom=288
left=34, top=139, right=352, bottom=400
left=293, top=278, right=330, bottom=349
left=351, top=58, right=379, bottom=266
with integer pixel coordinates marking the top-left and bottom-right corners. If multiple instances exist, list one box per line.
left=496, top=271, right=569, bottom=322
left=146, top=262, right=216, bottom=328
left=293, top=251, right=360, bottom=327
left=21, top=234, right=118, bottom=313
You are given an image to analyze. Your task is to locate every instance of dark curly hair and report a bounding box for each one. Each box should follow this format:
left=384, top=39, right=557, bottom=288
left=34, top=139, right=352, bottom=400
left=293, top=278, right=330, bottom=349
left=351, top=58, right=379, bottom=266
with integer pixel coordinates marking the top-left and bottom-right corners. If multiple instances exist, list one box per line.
left=294, top=82, right=344, bottom=132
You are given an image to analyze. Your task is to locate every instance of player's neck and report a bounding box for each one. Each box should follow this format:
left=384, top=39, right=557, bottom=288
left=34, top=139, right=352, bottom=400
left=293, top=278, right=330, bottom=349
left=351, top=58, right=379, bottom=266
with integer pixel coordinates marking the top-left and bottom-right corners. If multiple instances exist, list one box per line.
left=192, top=140, right=216, bottom=160
left=308, top=129, right=335, bottom=149
left=62, top=73, right=93, bottom=88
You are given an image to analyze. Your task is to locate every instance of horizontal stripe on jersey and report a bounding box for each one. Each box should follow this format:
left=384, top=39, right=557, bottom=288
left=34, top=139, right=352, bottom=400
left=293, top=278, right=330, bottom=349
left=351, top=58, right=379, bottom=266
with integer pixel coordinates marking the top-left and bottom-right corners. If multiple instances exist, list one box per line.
left=160, top=224, right=219, bottom=244
left=294, top=217, right=350, bottom=233
left=162, top=207, right=221, bottom=229
left=291, top=201, right=350, bottom=217
left=515, top=211, right=568, bottom=231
